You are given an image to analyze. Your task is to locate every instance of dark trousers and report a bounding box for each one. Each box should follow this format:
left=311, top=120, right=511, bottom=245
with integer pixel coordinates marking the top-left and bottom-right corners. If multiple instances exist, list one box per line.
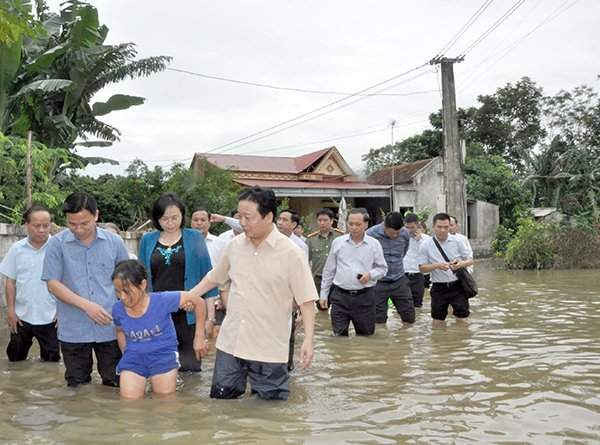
left=7, top=320, right=60, bottom=362
left=288, top=311, right=297, bottom=371
left=430, top=281, right=470, bottom=320
left=210, top=349, right=289, bottom=400
left=60, top=340, right=121, bottom=387
left=406, top=272, right=426, bottom=307
left=330, top=286, right=376, bottom=336
left=374, top=276, right=415, bottom=324
left=172, top=309, right=202, bottom=372
left=314, top=275, right=328, bottom=311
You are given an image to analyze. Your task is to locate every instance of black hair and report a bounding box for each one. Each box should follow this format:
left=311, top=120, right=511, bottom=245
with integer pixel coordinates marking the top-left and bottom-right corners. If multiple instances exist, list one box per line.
left=279, top=209, right=300, bottom=227
left=111, top=259, right=147, bottom=287
left=384, top=211, right=404, bottom=230
left=449, top=215, right=458, bottom=224
left=23, top=204, right=51, bottom=224
left=433, top=212, right=451, bottom=225
left=192, top=208, right=211, bottom=219
left=238, top=187, right=277, bottom=220
left=151, top=193, right=186, bottom=231
left=404, top=213, right=419, bottom=224
left=348, top=208, right=370, bottom=222
left=229, top=209, right=239, bottom=218
left=316, top=208, right=335, bottom=219
left=63, top=192, right=98, bottom=215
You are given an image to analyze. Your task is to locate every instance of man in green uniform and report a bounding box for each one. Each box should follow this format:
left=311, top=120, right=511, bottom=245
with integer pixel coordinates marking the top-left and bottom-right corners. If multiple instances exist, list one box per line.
left=306, top=208, right=344, bottom=311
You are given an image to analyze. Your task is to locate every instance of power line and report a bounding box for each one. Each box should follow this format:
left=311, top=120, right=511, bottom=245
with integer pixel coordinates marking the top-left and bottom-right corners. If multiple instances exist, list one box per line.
left=168, top=67, right=438, bottom=97
left=212, top=68, right=435, bottom=154
left=434, top=0, right=496, bottom=57
left=203, top=62, right=431, bottom=154
left=459, top=0, right=527, bottom=56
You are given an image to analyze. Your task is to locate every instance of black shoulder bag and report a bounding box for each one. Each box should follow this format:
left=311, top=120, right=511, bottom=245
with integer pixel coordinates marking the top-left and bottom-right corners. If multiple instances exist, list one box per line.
left=432, top=237, right=478, bottom=298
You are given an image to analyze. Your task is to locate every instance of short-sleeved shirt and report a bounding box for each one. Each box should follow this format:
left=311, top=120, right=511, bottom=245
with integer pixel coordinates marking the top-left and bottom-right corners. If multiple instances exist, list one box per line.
left=150, top=238, right=185, bottom=292
left=290, top=233, right=309, bottom=260
left=366, top=223, right=410, bottom=281
left=41, top=227, right=130, bottom=343
left=207, top=225, right=318, bottom=363
left=403, top=233, right=431, bottom=273
left=417, top=234, right=472, bottom=283
left=0, top=237, right=56, bottom=325
left=112, top=291, right=180, bottom=354
left=306, top=229, right=342, bottom=276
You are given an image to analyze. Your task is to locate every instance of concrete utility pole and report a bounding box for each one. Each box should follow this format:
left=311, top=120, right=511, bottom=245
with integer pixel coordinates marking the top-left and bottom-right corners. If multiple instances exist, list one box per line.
left=430, top=56, right=467, bottom=230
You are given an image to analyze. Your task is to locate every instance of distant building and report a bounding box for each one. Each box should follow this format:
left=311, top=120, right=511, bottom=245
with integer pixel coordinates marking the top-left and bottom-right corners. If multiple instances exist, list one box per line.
left=531, top=207, right=564, bottom=222
left=190, top=147, right=391, bottom=225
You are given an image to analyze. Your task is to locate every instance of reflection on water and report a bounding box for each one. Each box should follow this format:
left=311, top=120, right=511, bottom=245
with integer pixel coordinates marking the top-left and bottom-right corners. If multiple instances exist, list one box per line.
left=1, top=263, right=600, bottom=444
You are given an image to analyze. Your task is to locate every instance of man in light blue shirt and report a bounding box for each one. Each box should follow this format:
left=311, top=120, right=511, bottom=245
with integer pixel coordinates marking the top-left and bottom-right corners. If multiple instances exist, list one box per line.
left=0, top=205, right=59, bottom=362
left=367, top=212, right=414, bottom=325
left=42, top=193, right=129, bottom=387
left=320, top=208, right=387, bottom=336
left=403, top=213, right=431, bottom=308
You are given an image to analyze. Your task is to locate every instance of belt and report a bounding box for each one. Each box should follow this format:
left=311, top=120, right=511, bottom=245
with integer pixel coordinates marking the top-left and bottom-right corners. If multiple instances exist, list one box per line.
left=336, top=286, right=369, bottom=295
left=432, top=280, right=460, bottom=288
left=405, top=272, right=421, bottom=277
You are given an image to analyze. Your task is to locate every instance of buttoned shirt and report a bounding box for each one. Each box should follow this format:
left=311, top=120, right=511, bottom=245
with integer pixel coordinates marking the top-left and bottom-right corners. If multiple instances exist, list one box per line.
left=207, top=225, right=317, bottom=363
left=320, top=233, right=388, bottom=299
left=41, top=228, right=129, bottom=343
left=403, top=233, right=431, bottom=273
left=453, top=232, right=474, bottom=273
left=306, top=229, right=342, bottom=276
left=366, top=223, right=410, bottom=282
left=290, top=233, right=309, bottom=259
left=0, top=236, right=56, bottom=325
left=417, top=234, right=472, bottom=283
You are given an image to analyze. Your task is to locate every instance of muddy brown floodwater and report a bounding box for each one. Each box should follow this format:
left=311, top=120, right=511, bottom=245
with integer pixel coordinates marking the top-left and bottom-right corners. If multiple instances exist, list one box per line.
left=1, top=262, right=599, bottom=444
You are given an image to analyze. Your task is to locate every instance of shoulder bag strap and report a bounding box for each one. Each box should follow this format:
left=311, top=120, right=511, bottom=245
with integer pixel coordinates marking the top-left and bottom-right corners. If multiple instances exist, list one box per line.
left=432, top=237, right=451, bottom=262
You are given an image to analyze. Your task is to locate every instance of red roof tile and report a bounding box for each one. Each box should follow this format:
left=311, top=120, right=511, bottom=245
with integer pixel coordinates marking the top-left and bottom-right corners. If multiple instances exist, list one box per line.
left=235, top=179, right=389, bottom=190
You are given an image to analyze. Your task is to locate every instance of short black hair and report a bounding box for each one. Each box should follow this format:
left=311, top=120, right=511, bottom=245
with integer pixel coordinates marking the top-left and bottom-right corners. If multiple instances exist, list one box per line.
left=404, top=213, right=419, bottom=224
left=384, top=211, right=404, bottom=230
left=449, top=215, right=458, bottom=224
left=348, top=208, right=370, bottom=222
left=151, top=193, right=186, bottom=231
left=23, top=204, right=51, bottom=224
left=112, top=259, right=147, bottom=287
left=192, top=208, right=211, bottom=219
left=63, top=192, right=98, bottom=215
left=316, top=208, right=335, bottom=219
left=433, top=212, right=451, bottom=225
left=280, top=209, right=300, bottom=227
left=238, top=187, right=277, bottom=220
left=230, top=209, right=239, bottom=218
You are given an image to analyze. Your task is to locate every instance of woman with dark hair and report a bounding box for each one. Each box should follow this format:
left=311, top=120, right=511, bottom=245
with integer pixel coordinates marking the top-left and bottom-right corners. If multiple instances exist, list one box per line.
left=138, top=193, right=216, bottom=372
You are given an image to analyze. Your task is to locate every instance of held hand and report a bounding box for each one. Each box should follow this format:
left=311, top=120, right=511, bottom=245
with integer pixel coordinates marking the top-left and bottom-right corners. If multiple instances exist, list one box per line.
left=358, top=272, right=371, bottom=285
left=205, top=320, right=214, bottom=338
left=299, top=338, right=314, bottom=369
left=214, top=299, right=224, bottom=310
left=84, top=302, right=113, bottom=325
left=450, top=260, right=463, bottom=271
left=210, top=213, right=225, bottom=223
left=437, top=262, right=451, bottom=271
left=193, top=335, right=209, bottom=360
left=182, top=300, right=195, bottom=312
left=7, top=311, right=22, bottom=334
left=318, top=298, right=329, bottom=309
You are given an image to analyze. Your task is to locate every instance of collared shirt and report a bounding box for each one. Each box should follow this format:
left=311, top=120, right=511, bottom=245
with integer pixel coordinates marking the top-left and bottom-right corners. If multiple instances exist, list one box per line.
left=217, top=229, right=238, bottom=246
left=207, top=225, right=317, bottom=363
left=290, top=233, right=309, bottom=259
left=366, top=223, right=410, bottom=281
left=41, top=227, right=129, bottom=343
left=417, top=234, right=472, bottom=283
left=205, top=232, right=225, bottom=266
left=0, top=236, right=56, bottom=325
left=403, top=233, right=431, bottom=273
left=320, top=233, right=388, bottom=299
left=453, top=232, right=474, bottom=273
left=306, top=229, right=342, bottom=276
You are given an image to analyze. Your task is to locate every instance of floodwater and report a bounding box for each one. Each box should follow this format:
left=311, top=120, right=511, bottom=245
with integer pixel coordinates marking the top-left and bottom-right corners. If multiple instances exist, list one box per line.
left=1, top=263, right=599, bottom=444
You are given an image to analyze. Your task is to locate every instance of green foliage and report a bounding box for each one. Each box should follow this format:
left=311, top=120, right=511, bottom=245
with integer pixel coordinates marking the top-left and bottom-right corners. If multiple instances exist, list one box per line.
left=491, top=224, right=514, bottom=256
left=504, top=218, right=554, bottom=270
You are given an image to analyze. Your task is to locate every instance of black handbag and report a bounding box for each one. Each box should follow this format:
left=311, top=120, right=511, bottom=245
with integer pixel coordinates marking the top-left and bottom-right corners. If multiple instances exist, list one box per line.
left=432, top=237, right=478, bottom=298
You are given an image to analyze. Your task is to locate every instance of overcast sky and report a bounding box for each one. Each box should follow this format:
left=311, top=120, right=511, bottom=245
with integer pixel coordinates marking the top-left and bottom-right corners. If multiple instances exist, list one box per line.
left=46, top=0, right=599, bottom=176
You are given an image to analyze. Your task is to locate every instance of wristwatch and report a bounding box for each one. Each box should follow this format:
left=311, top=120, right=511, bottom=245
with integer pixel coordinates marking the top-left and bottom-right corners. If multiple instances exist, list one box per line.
left=208, top=318, right=217, bottom=323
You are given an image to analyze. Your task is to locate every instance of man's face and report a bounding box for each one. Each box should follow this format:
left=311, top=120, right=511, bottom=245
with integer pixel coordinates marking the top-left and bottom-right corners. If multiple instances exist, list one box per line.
left=449, top=218, right=458, bottom=234
left=317, top=214, right=333, bottom=232
left=238, top=200, right=272, bottom=240
left=66, top=209, right=98, bottom=241
left=347, top=213, right=367, bottom=238
left=434, top=218, right=450, bottom=241
left=191, top=210, right=210, bottom=235
left=404, top=222, right=418, bottom=235
left=276, top=211, right=296, bottom=237
left=383, top=226, right=402, bottom=240
left=26, top=210, right=51, bottom=245
left=294, top=225, right=304, bottom=237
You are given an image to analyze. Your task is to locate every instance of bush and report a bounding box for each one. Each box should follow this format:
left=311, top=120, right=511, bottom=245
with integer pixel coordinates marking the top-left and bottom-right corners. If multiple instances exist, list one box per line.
left=491, top=224, right=514, bottom=256
left=504, top=218, right=554, bottom=269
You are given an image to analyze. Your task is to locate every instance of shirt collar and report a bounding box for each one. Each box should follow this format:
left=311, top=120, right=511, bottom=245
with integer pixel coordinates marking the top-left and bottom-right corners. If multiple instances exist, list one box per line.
left=25, top=234, right=51, bottom=250
left=64, top=226, right=104, bottom=243
left=344, top=233, right=367, bottom=246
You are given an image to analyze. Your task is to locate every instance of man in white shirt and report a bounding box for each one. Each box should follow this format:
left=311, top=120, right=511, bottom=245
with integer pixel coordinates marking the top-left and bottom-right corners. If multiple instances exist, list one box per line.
left=449, top=216, right=473, bottom=273
left=0, top=205, right=59, bottom=362
left=276, top=209, right=309, bottom=259
left=403, top=213, right=431, bottom=308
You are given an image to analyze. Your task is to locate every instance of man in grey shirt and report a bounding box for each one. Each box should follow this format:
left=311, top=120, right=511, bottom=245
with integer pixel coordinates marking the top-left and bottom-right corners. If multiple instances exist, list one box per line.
left=320, top=208, right=387, bottom=336
left=418, top=213, right=473, bottom=326
left=367, top=212, right=414, bottom=325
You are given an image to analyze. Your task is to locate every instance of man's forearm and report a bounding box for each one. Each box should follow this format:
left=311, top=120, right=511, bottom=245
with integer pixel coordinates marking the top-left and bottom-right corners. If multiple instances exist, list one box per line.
left=299, top=300, right=315, bottom=339
left=47, top=280, right=89, bottom=311
left=5, top=279, right=16, bottom=312
left=419, top=263, right=439, bottom=273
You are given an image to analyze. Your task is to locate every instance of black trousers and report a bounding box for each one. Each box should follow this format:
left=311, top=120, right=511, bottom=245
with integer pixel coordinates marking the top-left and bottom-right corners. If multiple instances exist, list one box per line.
left=430, top=281, right=470, bottom=320
left=6, top=320, right=60, bottom=362
left=329, top=286, right=376, bottom=336
left=374, top=276, right=415, bottom=324
left=406, top=272, right=426, bottom=307
left=210, top=349, right=289, bottom=400
left=313, top=275, right=328, bottom=311
left=60, top=340, right=121, bottom=387
left=172, top=309, right=202, bottom=372
left=287, top=311, right=297, bottom=371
